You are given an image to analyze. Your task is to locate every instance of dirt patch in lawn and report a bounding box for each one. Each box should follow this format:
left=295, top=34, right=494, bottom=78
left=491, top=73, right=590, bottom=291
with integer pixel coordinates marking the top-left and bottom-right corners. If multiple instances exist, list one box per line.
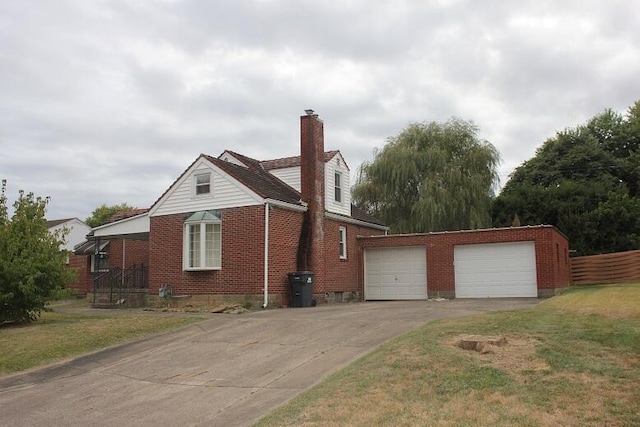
left=447, top=334, right=550, bottom=378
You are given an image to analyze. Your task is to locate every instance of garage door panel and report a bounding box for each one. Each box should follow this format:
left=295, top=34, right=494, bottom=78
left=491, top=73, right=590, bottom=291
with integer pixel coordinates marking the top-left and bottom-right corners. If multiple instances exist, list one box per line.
left=380, top=274, right=398, bottom=285
left=454, top=242, right=537, bottom=298
left=365, top=247, right=427, bottom=300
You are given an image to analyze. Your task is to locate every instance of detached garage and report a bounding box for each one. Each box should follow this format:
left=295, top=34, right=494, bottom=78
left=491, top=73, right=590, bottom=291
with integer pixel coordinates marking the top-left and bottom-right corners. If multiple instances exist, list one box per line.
left=359, top=225, right=571, bottom=300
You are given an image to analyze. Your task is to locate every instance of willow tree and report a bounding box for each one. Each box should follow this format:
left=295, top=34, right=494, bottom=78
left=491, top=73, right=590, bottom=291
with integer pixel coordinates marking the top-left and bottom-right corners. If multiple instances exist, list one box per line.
left=353, top=118, right=500, bottom=233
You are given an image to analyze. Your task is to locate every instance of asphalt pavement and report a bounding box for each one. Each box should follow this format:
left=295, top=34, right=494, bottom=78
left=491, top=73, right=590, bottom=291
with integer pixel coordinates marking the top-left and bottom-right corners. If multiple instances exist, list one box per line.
left=0, top=299, right=538, bottom=427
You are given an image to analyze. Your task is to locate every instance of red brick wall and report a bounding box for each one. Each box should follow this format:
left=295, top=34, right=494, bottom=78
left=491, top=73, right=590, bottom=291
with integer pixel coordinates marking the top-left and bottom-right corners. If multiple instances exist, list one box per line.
left=324, top=219, right=386, bottom=295
left=147, top=203, right=389, bottom=305
left=66, top=254, right=91, bottom=294
left=541, top=227, right=572, bottom=292
left=358, top=226, right=571, bottom=297
left=107, top=238, right=149, bottom=269
left=267, top=206, right=304, bottom=305
left=149, top=205, right=266, bottom=296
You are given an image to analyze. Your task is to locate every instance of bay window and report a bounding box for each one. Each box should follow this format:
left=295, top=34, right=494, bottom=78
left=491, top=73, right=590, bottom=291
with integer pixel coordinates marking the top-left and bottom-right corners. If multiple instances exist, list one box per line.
left=184, top=211, right=221, bottom=270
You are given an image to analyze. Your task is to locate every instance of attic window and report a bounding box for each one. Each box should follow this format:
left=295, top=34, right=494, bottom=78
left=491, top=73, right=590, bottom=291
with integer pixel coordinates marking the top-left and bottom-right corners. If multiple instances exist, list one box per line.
left=195, top=173, right=211, bottom=195
left=334, top=172, right=342, bottom=203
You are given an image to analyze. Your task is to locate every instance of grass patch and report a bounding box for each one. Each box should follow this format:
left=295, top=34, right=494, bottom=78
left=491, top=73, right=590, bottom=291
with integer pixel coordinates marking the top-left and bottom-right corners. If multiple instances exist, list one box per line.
left=0, top=310, right=205, bottom=376
left=256, top=283, right=640, bottom=426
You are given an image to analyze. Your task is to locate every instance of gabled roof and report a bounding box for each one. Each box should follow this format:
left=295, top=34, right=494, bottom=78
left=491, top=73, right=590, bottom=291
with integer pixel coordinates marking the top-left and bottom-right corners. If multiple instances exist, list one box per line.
left=221, top=150, right=264, bottom=169
left=47, top=218, right=73, bottom=228
left=350, top=204, right=386, bottom=226
left=260, top=150, right=340, bottom=170
left=149, top=149, right=383, bottom=227
left=206, top=154, right=301, bottom=205
left=107, top=208, right=150, bottom=224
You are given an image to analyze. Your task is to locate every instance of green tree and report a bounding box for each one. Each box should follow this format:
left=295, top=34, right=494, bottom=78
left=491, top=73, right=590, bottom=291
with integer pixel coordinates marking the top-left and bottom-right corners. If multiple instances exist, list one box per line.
left=353, top=118, right=501, bottom=233
left=0, top=180, right=73, bottom=323
left=86, top=203, right=135, bottom=227
left=493, top=101, right=640, bottom=255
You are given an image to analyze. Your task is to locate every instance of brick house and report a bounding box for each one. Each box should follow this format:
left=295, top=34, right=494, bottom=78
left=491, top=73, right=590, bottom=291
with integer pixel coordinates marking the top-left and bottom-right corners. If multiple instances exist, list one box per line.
left=81, top=112, right=387, bottom=307
left=76, top=112, right=571, bottom=305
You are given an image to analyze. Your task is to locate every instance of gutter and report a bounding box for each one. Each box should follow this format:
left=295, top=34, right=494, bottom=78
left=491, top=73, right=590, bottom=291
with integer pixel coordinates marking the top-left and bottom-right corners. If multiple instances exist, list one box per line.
left=263, top=198, right=307, bottom=212
left=325, top=211, right=389, bottom=231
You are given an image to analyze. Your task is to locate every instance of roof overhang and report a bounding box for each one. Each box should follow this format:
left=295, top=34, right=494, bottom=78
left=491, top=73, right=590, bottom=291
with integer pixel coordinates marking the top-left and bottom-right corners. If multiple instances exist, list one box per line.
left=74, top=240, right=109, bottom=255
left=91, top=213, right=150, bottom=240
left=325, top=211, right=389, bottom=231
left=264, top=198, right=307, bottom=212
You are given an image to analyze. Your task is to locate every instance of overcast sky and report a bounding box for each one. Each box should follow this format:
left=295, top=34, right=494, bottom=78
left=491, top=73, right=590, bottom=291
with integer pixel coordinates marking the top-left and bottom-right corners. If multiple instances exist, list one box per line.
left=1, top=1, right=639, bottom=221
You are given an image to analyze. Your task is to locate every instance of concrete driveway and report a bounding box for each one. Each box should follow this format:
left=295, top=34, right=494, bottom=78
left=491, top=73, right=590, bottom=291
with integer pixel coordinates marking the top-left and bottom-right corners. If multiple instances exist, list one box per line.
left=0, top=299, right=537, bottom=426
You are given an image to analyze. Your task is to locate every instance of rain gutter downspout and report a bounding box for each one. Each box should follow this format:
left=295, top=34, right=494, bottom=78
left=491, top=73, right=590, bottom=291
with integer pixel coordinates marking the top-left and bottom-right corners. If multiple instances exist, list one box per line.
left=122, top=239, right=126, bottom=285
left=263, top=202, right=270, bottom=308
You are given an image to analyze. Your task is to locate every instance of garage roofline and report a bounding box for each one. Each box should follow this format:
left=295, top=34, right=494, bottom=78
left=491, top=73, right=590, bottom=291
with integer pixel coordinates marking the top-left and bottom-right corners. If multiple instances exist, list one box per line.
left=357, top=224, right=567, bottom=240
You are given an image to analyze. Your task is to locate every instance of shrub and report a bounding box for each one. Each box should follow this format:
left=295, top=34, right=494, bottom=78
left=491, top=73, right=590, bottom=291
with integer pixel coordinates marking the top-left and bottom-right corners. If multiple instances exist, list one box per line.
left=0, top=180, right=74, bottom=323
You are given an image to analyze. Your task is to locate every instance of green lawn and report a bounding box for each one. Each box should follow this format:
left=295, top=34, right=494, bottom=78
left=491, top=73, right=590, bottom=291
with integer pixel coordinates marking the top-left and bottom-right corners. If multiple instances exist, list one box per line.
left=0, top=308, right=205, bottom=376
left=256, top=283, right=640, bottom=426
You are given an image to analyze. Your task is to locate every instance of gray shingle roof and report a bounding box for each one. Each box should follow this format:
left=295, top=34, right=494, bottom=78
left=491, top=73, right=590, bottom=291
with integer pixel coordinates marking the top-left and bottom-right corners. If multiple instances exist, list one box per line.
left=206, top=154, right=302, bottom=205
left=150, top=150, right=384, bottom=228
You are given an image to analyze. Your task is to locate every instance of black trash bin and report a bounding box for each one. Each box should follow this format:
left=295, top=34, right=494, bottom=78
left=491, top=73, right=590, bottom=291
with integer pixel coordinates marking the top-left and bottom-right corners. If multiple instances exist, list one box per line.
left=288, top=271, right=314, bottom=307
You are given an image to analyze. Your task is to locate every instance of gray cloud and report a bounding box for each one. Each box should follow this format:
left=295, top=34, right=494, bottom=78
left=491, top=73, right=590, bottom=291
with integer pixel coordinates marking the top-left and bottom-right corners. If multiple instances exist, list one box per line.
left=1, top=0, right=639, bottom=220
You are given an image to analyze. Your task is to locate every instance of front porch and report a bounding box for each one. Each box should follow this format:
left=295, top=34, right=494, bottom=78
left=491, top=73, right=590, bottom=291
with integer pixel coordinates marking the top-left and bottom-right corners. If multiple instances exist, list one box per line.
left=91, top=263, right=149, bottom=308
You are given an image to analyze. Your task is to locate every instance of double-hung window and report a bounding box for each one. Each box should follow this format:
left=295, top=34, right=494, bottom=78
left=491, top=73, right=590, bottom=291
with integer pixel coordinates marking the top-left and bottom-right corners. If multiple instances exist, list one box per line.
left=194, top=173, right=211, bottom=196
left=339, top=226, right=347, bottom=259
left=334, top=172, right=342, bottom=203
left=184, top=211, right=221, bottom=270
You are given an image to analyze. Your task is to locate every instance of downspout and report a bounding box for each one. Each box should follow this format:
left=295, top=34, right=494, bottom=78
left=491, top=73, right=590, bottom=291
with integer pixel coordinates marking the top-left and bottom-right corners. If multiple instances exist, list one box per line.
left=263, top=202, right=270, bottom=308
left=122, top=239, right=126, bottom=285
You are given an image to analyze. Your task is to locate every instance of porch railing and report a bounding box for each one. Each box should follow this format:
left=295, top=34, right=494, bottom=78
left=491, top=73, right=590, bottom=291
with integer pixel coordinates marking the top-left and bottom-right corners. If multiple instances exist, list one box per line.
left=92, top=264, right=149, bottom=305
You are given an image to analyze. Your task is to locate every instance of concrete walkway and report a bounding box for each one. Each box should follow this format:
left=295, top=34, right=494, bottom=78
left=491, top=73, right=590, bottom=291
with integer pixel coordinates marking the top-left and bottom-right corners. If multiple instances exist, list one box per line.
left=0, top=299, right=537, bottom=427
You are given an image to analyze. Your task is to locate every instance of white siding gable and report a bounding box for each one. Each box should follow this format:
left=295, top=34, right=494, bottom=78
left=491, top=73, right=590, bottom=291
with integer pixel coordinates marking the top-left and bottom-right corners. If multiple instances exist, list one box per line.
left=150, top=157, right=263, bottom=217
left=219, top=151, right=248, bottom=167
left=325, top=152, right=351, bottom=216
left=269, top=166, right=301, bottom=192
left=49, top=219, right=91, bottom=252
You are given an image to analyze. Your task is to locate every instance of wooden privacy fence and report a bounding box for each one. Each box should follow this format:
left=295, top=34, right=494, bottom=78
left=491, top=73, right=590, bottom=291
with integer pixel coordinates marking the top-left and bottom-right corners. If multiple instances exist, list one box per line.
left=571, top=250, right=640, bottom=285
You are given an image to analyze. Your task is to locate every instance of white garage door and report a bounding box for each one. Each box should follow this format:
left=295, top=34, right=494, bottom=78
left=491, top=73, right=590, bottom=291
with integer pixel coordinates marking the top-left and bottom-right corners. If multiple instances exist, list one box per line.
left=454, top=242, right=537, bottom=298
left=365, top=247, right=427, bottom=300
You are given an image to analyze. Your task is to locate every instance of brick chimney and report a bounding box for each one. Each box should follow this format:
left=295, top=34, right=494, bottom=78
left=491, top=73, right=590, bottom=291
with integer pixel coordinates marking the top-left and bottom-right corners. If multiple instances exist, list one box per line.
left=297, top=110, right=325, bottom=298
left=300, top=110, right=325, bottom=216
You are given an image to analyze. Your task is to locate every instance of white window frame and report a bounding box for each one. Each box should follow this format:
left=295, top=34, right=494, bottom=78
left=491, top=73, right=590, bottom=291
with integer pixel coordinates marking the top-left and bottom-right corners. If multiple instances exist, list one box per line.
left=194, top=172, right=212, bottom=196
left=183, top=216, right=222, bottom=271
left=334, top=172, right=342, bottom=203
left=339, top=226, right=347, bottom=259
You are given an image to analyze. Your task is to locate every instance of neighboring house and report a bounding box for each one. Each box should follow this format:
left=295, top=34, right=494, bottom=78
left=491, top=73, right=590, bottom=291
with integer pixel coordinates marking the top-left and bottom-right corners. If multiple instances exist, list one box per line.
left=47, top=218, right=92, bottom=294
left=47, top=218, right=91, bottom=252
left=78, top=112, right=387, bottom=307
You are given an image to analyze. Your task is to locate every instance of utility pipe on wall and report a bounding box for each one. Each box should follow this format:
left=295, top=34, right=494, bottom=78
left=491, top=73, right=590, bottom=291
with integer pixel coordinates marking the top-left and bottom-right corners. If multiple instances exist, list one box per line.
left=263, top=202, right=270, bottom=308
left=122, top=239, right=126, bottom=285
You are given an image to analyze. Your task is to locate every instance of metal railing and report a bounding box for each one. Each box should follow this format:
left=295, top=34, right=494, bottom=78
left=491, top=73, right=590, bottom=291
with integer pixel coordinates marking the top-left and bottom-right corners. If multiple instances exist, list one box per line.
left=92, top=264, right=148, bottom=305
